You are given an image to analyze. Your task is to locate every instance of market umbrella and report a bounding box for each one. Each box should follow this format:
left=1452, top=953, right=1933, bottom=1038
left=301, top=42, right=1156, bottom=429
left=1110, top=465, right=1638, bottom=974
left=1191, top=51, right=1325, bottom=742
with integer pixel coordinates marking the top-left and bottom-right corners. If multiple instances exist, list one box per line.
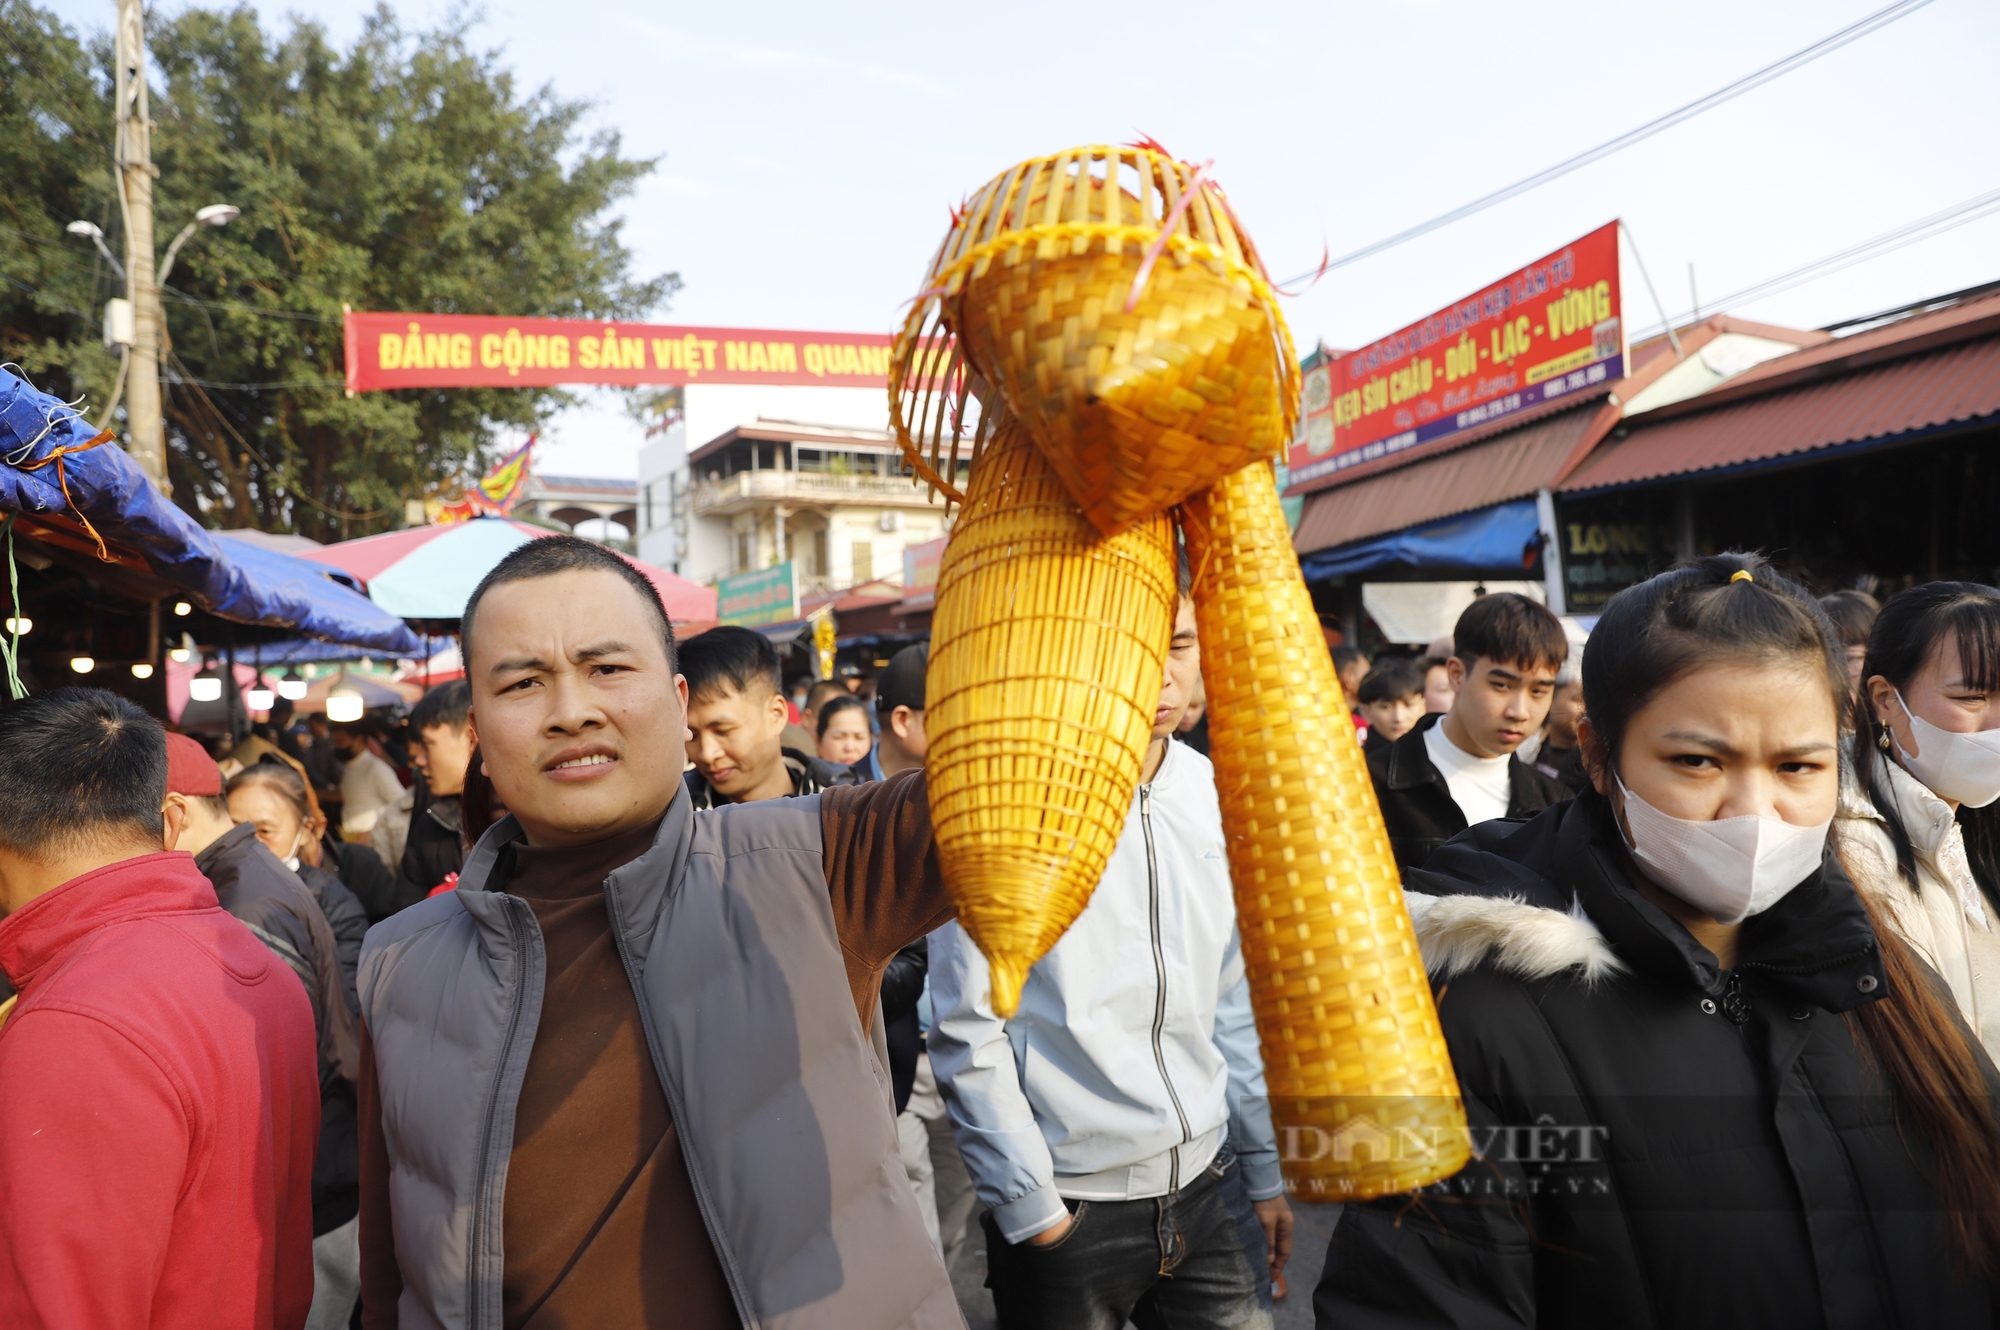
left=299, top=518, right=716, bottom=623
left=298, top=668, right=419, bottom=715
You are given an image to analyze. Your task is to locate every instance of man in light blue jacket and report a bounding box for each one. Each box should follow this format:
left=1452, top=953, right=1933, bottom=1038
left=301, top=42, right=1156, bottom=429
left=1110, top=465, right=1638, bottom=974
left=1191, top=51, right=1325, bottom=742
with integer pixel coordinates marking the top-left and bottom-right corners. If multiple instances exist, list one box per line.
left=929, top=588, right=1292, bottom=1330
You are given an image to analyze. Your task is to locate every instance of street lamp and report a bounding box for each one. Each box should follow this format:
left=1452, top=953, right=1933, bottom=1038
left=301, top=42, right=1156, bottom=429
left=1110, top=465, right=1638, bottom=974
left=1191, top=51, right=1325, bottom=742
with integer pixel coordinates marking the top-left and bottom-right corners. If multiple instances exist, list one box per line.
left=156, top=203, right=238, bottom=287
left=66, top=198, right=239, bottom=486
left=64, top=220, right=125, bottom=277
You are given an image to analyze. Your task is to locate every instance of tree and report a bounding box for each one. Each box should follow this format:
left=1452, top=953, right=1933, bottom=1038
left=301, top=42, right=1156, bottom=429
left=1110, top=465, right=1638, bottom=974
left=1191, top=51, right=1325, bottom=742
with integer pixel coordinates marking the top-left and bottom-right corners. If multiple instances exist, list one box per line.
left=0, top=1, right=674, bottom=539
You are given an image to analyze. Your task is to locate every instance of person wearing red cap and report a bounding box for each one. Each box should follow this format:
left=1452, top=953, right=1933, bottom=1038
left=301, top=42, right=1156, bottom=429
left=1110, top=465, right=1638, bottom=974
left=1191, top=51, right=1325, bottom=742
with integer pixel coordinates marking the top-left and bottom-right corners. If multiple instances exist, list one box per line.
left=163, top=731, right=364, bottom=1330
left=0, top=688, right=320, bottom=1328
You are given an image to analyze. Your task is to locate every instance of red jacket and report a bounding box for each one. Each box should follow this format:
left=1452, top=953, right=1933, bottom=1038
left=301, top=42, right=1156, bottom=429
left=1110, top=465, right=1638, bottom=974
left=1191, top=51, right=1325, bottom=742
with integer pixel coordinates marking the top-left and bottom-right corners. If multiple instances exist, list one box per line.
left=0, top=852, right=320, bottom=1329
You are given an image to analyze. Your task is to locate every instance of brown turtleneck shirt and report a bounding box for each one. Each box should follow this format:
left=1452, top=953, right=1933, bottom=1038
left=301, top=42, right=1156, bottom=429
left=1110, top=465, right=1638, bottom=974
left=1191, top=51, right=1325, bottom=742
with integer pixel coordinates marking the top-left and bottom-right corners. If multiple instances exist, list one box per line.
left=357, top=769, right=948, bottom=1329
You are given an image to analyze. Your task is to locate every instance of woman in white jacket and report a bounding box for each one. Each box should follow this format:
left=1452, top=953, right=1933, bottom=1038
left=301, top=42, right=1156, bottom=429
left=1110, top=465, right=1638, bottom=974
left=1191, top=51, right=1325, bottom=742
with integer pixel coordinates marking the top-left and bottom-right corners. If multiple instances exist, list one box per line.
left=1837, top=581, right=2000, bottom=1061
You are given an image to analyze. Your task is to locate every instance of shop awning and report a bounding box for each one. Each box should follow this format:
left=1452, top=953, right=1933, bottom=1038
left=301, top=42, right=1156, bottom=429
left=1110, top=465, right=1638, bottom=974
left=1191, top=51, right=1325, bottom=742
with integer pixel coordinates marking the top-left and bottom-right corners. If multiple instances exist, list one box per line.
left=301, top=519, right=717, bottom=623
left=1362, top=580, right=1548, bottom=645
left=1299, top=499, right=1542, bottom=581
left=0, top=371, right=422, bottom=655
left=1294, top=403, right=1603, bottom=555
left=1562, top=332, right=2000, bottom=492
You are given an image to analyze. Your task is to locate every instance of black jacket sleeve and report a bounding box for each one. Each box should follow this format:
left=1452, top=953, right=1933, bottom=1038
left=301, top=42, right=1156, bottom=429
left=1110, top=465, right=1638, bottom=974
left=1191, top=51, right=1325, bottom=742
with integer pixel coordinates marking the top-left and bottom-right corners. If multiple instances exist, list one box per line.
left=880, top=938, right=928, bottom=1023
left=305, top=866, right=368, bottom=1017
left=1506, top=757, right=1573, bottom=819
left=327, top=837, right=404, bottom=924
left=1311, top=1085, right=1536, bottom=1330
left=226, top=884, right=323, bottom=1020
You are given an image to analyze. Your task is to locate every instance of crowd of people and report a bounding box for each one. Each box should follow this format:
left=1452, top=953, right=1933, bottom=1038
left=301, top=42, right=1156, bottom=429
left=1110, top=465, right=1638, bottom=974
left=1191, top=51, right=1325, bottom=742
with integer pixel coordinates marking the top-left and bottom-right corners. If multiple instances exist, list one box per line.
left=2, top=533, right=1999, bottom=1329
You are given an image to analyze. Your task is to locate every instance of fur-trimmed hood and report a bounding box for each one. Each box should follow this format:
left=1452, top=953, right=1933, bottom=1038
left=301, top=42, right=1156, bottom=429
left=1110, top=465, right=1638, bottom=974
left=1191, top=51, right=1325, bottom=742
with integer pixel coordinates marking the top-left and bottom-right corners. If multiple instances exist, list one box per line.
left=1400, top=792, right=1887, bottom=1012
left=1406, top=890, right=1624, bottom=984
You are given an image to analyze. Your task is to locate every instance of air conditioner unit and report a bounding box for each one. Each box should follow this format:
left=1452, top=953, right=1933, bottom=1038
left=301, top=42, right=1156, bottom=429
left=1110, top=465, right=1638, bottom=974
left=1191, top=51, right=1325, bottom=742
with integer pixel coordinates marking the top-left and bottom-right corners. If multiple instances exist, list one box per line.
left=879, top=511, right=903, bottom=532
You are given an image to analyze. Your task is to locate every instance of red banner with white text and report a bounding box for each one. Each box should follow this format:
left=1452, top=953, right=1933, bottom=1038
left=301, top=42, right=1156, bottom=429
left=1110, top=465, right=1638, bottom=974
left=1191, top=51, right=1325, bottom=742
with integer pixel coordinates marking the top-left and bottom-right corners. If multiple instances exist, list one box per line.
left=1286, top=222, right=1624, bottom=495
left=342, top=311, right=897, bottom=392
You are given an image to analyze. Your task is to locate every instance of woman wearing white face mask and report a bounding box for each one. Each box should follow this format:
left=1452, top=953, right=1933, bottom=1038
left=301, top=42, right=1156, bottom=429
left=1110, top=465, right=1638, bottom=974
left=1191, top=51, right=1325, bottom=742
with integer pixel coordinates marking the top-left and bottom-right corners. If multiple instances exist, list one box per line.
left=228, top=760, right=367, bottom=1018
left=1313, top=555, right=2000, bottom=1330
left=1837, top=583, right=2000, bottom=1063
left=227, top=757, right=373, bottom=1330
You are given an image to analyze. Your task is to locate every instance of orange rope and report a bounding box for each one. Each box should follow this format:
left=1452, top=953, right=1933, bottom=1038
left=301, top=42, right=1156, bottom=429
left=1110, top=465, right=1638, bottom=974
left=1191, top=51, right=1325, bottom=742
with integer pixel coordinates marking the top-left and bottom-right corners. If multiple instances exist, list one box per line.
left=15, top=428, right=115, bottom=561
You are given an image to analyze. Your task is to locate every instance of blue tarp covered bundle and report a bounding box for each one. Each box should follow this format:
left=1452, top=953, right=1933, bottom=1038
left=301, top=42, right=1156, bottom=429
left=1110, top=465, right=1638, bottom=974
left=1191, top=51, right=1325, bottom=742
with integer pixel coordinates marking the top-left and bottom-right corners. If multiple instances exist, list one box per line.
left=0, top=369, right=421, bottom=655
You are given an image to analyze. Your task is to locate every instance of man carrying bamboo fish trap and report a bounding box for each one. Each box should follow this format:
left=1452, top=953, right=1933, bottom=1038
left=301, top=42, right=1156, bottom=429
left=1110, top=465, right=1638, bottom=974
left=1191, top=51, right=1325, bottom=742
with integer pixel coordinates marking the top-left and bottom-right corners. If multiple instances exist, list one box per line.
left=356, top=142, right=1468, bottom=1330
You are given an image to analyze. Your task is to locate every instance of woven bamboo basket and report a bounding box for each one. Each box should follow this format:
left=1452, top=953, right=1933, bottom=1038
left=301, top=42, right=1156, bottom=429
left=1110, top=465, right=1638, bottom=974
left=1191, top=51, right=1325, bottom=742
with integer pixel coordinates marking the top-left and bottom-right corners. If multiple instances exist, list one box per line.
left=1183, top=461, right=1469, bottom=1200
left=888, top=144, right=1301, bottom=536
left=926, top=418, right=1176, bottom=1016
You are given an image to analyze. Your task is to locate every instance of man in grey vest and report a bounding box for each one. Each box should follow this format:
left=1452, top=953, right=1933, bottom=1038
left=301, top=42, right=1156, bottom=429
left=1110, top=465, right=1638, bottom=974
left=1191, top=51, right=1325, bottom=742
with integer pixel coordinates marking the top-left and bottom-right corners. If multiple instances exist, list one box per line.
left=355, top=536, right=962, bottom=1329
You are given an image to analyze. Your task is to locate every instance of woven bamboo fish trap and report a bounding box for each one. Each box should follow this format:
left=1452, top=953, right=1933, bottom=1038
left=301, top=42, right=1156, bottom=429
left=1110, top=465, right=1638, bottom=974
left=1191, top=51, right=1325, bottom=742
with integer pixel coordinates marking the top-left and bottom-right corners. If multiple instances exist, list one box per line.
left=888, top=144, right=1300, bottom=536
left=1183, top=462, right=1468, bottom=1199
left=926, top=417, right=1176, bottom=1016
left=897, top=142, right=1465, bottom=1198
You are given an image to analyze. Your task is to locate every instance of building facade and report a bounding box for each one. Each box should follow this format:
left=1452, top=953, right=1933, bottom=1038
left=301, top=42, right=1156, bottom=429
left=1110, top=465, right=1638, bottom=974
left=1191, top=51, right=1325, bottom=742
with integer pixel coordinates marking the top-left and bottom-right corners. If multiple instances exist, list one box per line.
left=514, top=473, right=639, bottom=550
left=684, top=421, right=950, bottom=594
left=637, top=383, right=889, bottom=575
left=636, top=383, right=950, bottom=591
left=1291, top=280, right=2000, bottom=646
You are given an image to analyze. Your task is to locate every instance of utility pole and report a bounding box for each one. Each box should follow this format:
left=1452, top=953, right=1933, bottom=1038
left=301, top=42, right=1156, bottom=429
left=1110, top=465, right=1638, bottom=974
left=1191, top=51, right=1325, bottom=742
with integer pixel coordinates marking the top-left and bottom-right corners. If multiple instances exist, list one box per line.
left=114, top=0, right=167, bottom=492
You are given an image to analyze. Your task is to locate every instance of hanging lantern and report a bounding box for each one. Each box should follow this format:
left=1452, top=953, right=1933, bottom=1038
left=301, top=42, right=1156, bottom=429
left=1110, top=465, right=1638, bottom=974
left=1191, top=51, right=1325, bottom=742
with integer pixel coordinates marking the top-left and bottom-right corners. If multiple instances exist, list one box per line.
left=188, top=662, right=224, bottom=702
left=325, top=676, right=365, bottom=723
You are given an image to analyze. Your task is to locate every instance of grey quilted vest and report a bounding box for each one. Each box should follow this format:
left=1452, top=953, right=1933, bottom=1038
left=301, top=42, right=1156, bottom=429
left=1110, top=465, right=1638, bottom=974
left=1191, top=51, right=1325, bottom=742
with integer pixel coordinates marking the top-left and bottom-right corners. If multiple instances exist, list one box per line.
left=357, top=790, right=962, bottom=1330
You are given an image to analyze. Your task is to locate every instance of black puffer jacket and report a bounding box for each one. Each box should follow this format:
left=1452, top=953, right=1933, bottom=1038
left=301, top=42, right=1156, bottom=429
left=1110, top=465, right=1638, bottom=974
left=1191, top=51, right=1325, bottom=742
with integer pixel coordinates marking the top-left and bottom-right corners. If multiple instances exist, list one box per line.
left=299, top=862, right=367, bottom=1018
left=1314, top=791, right=1999, bottom=1330
left=197, top=825, right=363, bottom=1237
left=320, top=833, right=401, bottom=925
left=1367, top=712, right=1570, bottom=872
left=396, top=782, right=465, bottom=908
left=197, top=824, right=358, bottom=1081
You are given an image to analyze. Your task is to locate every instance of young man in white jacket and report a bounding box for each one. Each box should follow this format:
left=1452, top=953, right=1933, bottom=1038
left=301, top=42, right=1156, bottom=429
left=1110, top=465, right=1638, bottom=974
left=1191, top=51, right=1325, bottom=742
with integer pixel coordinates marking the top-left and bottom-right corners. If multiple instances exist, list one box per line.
left=928, top=588, right=1291, bottom=1330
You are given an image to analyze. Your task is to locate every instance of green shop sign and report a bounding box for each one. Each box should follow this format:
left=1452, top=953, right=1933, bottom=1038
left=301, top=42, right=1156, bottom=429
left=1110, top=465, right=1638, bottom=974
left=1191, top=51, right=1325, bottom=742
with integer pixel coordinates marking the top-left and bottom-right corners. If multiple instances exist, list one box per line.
left=716, top=561, right=800, bottom=627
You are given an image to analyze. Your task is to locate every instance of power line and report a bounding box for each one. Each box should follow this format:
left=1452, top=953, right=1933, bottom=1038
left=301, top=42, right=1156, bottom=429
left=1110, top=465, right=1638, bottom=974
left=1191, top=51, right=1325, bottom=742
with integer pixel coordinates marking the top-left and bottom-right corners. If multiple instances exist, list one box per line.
left=165, top=351, right=392, bottom=522
left=0, top=228, right=343, bottom=325
left=0, top=270, right=96, bottom=325
left=161, top=372, right=347, bottom=390
left=159, top=289, right=343, bottom=325
left=1629, top=185, right=2000, bottom=340
left=1279, top=0, right=1940, bottom=284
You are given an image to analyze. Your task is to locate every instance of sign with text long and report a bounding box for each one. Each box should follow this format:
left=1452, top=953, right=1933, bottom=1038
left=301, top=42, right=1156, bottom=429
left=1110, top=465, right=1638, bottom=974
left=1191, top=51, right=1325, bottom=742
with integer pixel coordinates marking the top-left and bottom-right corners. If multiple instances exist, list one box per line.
left=1287, top=222, right=1623, bottom=495
left=343, top=311, right=895, bottom=392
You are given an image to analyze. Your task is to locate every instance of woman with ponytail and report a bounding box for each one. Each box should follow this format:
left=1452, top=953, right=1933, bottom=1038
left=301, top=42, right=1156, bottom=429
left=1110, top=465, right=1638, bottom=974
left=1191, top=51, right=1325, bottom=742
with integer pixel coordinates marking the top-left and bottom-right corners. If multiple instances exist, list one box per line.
left=1314, top=554, right=2000, bottom=1330
left=1838, top=582, right=2000, bottom=1062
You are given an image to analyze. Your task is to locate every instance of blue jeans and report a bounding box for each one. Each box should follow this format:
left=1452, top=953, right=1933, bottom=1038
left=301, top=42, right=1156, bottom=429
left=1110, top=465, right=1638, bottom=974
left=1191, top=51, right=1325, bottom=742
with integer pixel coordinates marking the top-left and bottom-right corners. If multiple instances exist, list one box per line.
left=983, top=1151, right=1272, bottom=1330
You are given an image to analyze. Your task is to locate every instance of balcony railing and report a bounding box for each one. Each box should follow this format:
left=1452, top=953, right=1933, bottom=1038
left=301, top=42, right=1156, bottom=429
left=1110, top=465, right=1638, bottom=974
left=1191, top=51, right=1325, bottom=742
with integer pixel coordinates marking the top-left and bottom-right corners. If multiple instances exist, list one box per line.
left=691, top=468, right=944, bottom=515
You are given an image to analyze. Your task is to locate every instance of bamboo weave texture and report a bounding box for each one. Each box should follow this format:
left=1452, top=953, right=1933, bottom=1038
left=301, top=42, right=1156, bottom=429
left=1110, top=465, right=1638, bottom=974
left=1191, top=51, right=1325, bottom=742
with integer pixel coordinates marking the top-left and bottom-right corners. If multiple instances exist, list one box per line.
left=925, top=421, right=1176, bottom=1016
left=889, top=145, right=1300, bottom=535
left=1184, top=462, right=1470, bottom=1199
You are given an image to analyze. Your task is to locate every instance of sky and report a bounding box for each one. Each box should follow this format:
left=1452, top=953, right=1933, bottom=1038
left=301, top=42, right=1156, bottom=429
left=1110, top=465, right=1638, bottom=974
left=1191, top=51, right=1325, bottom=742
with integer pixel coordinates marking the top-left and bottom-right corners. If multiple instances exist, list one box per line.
left=44, top=0, right=2000, bottom=478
